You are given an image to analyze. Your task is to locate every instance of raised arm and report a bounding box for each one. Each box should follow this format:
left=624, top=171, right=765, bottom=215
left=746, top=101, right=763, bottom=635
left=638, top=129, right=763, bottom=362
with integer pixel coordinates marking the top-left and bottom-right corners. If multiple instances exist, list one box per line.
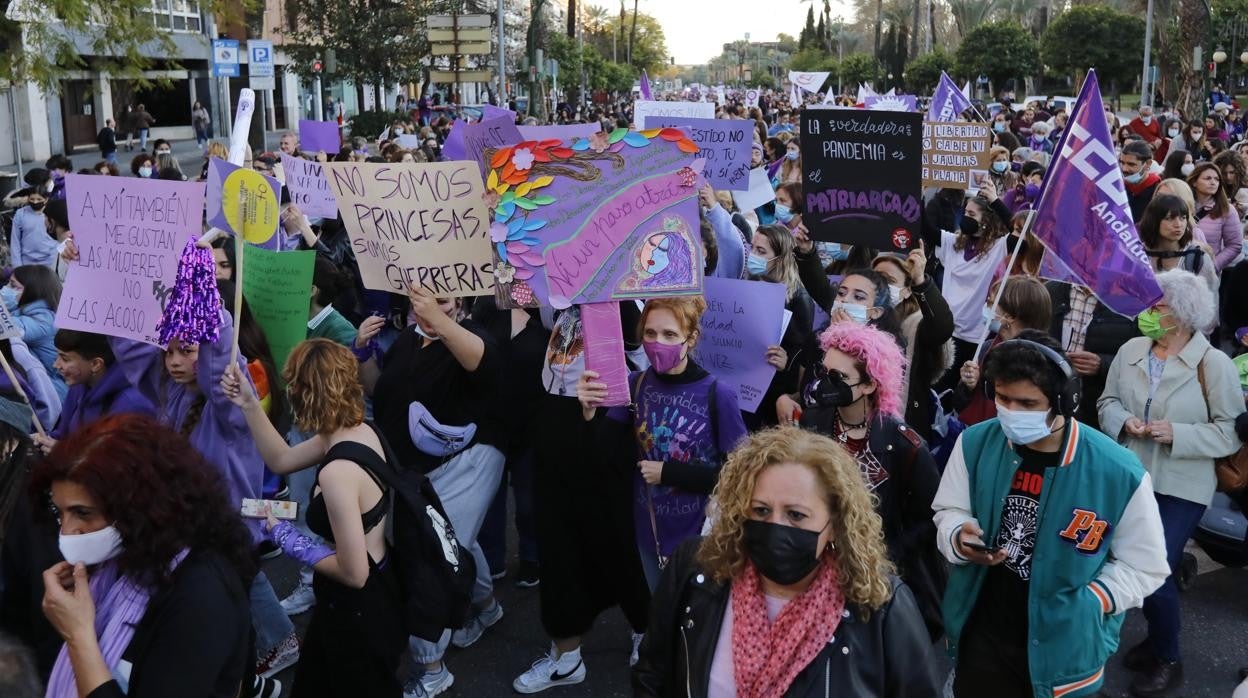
left=220, top=363, right=327, bottom=474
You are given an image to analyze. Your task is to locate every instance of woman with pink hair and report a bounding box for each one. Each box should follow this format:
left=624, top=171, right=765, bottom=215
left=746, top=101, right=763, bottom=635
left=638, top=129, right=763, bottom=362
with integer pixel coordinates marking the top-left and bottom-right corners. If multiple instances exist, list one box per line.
left=798, top=321, right=947, bottom=641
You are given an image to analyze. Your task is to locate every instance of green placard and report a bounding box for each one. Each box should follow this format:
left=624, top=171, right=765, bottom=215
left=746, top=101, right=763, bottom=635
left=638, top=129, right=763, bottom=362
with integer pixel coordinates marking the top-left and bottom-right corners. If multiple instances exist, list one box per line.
left=241, top=244, right=316, bottom=375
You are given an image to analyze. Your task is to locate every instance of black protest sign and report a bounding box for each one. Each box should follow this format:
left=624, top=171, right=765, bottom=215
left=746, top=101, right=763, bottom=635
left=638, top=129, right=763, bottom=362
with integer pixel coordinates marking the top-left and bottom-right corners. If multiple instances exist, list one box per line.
left=798, top=108, right=923, bottom=251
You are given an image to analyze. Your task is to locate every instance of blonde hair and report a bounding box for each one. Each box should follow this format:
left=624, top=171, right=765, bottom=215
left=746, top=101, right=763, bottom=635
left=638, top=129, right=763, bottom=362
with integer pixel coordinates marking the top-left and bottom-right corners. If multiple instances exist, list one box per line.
left=755, top=225, right=803, bottom=301
left=697, top=426, right=895, bottom=611
left=283, top=339, right=365, bottom=435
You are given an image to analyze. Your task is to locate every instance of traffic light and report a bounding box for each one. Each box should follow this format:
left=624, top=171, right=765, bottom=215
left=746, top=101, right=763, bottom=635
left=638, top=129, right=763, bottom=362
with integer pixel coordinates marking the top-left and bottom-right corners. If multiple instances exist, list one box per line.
left=312, top=59, right=323, bottom=74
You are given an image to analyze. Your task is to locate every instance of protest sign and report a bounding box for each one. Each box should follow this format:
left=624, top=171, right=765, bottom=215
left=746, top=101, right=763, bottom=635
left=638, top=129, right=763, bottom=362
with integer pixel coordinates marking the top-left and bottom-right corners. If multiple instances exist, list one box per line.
left=634, top=100, right=714, bottom=128
left=799, top=108, right=923, bottom=251
left=640, top=117, right=752, bottom=191
left=457, top=116, right=524, bottom=175
left=486, top=129, right=702, bottom=309
left=732, top=167, right=777, bottom=210
left=864, top=94, right=918, bottom=112
left=691, top=278, right=786, bottom=413
left=395, top=134, right=422, bottom=149
left=323, top=161, right=494, bottom=296
left=299, top=119, right=341, bottom=155
left=281, top=154, right=338, bottom=219
left=745, top=89, right=759, bottom=108
left=241, top=245, right=316, bottom=373
left=921, top=121, right=992, bottom=189
left=581, top=302, right=630, bottom=407
left=788, top=72, right=830, bottom=93
left=57, top=175, right=206, bottom=344
left=206, top=158, right=281, bottom=246
left=518, top=123, right=601, bottom=141
left=0, top=299, right=21, bottom=340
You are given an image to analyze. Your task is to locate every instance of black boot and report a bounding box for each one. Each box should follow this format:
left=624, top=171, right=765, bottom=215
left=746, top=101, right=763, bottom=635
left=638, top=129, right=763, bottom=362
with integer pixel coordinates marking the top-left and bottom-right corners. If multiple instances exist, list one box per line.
left=1123, top=639, right=1158, bottom=672
left=1129, top=660, right=1183, bottom=697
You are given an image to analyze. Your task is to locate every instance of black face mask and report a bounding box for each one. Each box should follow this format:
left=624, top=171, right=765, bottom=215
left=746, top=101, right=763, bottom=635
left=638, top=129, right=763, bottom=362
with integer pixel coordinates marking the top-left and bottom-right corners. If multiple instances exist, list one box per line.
left=808, top=366, right=859, bottom=409
left=29, top=201, right=46, bottom=212
left=742, top=519, right=824, bottom=585
left=959, top=215, right=981, bottom=238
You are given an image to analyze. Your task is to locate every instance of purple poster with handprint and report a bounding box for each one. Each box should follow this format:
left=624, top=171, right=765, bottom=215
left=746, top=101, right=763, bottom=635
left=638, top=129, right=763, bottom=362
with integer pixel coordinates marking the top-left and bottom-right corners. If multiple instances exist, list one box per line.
left=486, top=128, right=703, bottom=308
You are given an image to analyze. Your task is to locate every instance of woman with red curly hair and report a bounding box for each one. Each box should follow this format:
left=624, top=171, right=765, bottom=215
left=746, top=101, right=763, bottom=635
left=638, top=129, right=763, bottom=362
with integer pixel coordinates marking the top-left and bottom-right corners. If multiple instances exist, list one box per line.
left=798, top=321, right=946, bottom=640
left=33, top=414, right=254, bottom=698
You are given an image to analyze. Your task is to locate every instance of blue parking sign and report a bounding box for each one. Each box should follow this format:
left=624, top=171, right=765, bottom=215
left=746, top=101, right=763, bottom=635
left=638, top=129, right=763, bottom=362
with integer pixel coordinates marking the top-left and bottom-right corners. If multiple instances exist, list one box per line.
left=212, top=39, right=240, bottom=78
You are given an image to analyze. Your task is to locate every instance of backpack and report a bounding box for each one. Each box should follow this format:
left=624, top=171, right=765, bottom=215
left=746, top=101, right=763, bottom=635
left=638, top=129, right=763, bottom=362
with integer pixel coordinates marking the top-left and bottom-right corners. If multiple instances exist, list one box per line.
left=323, top=423, right=476, bottom=641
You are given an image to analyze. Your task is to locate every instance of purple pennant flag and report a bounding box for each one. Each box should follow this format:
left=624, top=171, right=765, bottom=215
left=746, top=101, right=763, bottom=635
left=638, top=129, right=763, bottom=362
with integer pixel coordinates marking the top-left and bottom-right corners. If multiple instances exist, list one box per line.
left=640, top=70, right=653, bottom=100
left=927, top=71, right=973, bottom=122
left=1031, top=70, right=1162, bottom=317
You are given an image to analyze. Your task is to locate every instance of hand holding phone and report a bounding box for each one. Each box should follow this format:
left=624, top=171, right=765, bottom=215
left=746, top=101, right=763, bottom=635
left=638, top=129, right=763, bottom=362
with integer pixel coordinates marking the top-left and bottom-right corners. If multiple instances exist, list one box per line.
left=956, top=521, right=1007, bottom=566
left=962, top=540, right=1000, bottom=554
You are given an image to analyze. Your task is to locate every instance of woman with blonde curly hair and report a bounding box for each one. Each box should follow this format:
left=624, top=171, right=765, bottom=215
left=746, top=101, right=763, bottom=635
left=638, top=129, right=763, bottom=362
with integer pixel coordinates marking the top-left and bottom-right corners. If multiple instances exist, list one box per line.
left=632, top=426, right=940, bottom=697
left=798, top=321, right=945, bottom=640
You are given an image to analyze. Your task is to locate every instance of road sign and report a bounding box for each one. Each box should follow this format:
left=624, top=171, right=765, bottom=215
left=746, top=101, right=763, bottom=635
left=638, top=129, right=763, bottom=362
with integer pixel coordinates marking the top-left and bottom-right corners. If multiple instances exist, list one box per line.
left=432, top=42, right=492, bottom=56
left=430, top=70, right=494, bottom=83
left=248, top=39, right=275, bottom=90
left=428, top=14, right=491, bottom=28
left=212, top=39, right=240, bottom=78
left=428, top=28, right=492, bottom=43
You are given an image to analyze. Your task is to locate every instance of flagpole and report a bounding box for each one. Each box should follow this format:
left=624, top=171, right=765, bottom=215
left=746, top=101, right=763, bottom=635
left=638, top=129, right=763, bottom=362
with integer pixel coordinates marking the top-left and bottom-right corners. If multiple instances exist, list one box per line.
left=971, top=207, right=1035, bottom=360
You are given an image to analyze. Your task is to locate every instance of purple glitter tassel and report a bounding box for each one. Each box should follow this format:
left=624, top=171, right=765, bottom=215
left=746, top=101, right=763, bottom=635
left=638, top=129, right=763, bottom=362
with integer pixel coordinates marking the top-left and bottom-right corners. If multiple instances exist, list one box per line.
left=155, top=239, right=223, bottom=347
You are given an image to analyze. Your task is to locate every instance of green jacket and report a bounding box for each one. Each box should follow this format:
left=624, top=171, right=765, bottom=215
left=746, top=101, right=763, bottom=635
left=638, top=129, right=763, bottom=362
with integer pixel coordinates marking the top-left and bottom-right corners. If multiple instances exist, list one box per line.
left=932, top=419, right=1169, bottom=698
left=307, top=306, right=357, bottom=347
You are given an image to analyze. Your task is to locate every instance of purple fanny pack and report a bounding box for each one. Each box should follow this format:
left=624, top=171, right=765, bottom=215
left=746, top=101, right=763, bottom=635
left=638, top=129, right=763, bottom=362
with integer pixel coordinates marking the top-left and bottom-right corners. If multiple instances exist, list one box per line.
left=407, top=402, right=476, bottom=457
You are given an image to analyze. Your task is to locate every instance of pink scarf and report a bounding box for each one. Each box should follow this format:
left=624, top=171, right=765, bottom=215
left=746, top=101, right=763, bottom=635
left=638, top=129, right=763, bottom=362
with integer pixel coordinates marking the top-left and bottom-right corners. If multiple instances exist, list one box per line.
left=730, top=558, right=845, bottom=698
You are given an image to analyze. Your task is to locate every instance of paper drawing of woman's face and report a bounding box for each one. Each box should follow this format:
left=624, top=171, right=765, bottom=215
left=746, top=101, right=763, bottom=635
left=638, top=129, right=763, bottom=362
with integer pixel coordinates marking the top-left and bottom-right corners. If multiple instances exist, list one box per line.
left=641, top=233, right=672, bottom=277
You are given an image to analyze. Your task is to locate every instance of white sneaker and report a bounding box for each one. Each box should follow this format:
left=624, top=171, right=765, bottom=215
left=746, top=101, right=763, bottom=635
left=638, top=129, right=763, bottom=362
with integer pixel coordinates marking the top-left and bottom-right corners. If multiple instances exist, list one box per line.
left=403, top=664, right=455, bottom=697
left=279, top=582, right=315, bottom=616
left=630, top=632, right=644, bottom=667
left=450, top=600, right=503, bottom=648
left=512, top=646, right=587, bottom=694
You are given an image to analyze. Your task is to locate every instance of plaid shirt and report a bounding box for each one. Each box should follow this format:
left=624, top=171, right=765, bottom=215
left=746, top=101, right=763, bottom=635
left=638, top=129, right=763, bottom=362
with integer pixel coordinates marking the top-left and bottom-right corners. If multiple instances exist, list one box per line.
left=1062, top=285, right=1098, bottom=353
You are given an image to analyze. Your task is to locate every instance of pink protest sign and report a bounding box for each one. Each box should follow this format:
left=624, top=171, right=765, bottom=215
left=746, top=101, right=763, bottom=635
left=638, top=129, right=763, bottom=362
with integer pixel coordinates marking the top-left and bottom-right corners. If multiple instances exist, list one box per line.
left=281, top=153, right=338, bottom=219
left=299, top=119, right=341, bottom=155
left=581, top=302, right=630, bottom=407
left=517, top=124, right=601, bottom=141
left=57, top=174, right=207, bottom=344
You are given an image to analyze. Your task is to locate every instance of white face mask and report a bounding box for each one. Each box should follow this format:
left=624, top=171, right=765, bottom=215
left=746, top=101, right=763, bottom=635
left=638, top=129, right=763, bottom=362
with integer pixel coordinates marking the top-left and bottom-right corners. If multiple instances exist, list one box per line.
left=59, top=525, right=124, bottom=566
left=1180, top=163, right=1195, bottom=176
left=888, top=284, right=904, bottom=307
left=995, top=404, right=1055, bottom=445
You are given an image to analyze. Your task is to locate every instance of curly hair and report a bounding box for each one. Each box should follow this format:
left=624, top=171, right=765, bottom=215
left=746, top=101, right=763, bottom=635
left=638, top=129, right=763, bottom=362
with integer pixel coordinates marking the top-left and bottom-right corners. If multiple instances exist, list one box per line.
left=283, top=339, right=365, bottom=435
left=697, top=426, right=894, bottom=611
left=817, top=322, right=905, bottom=418
left=28, top=414, right=255, bottom=589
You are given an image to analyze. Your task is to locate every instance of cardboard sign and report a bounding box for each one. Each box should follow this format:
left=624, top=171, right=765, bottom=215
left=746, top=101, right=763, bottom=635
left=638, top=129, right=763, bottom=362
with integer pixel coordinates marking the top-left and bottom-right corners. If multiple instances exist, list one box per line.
left=799, top=108, right=923, bottom=252
left=486, top=130, right=702, bottom=309
left=299, top=119, right=341, bottom=155
left=921, top=121, right=992, bottom=189
left=642, top=117, right=752, bottom=191
left=280, top=154, right=338, bottom=219
left=581, top=301, right=630, bottom=407
left=457, top=116, right=524, bottom=175
left=691, top=277, right=787, bottom=413
left=0, top=298, right=22, bottom=340
left=57, top=175, right=206, bottom=344
left=634, top=100, right=714, bottom=128
left=241, top=245, right=316, bottom=373
left=733, top=167, right=777, bottom=209
left=323, top=161, right=494, bottom=296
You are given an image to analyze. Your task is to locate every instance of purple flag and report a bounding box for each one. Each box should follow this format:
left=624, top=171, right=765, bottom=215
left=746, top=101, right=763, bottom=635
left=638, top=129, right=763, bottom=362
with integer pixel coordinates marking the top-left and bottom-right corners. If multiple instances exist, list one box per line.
left=1031, top=70, right=1162, bottom=317
left=640, top=70, right=653, bottom=100
left=298, top=120, right=340, bottom=155
left=927, top=71, right=973, bottom=122
left=481, top=104, right=517, bottom=123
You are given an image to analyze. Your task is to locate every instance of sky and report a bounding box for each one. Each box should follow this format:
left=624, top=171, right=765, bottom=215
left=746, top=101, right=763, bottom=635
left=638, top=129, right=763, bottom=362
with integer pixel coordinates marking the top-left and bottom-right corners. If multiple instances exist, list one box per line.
left=639, top=0, right=854, bottom=65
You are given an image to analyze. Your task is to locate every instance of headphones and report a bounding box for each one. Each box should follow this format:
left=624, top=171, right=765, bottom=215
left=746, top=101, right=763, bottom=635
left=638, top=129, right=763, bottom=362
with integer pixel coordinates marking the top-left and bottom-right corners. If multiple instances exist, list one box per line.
left=983, top=339, right=1081, bottom=418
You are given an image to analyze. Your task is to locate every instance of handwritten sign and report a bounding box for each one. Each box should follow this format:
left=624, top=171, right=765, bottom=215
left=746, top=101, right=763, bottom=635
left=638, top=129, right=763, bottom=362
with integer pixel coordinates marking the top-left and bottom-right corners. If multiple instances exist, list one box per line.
left=0, top=300, right=21, bottom=340
left=298, top=119, right=341, bottom=155
left=798, top=108, right=923, bottom=251
left=484, top=131, right=702, bottom=309
left=241, top=245, right=316, bottom=373
left=691, top=277, right=786, bottom=413
left=581, top=302, right=630, bottom=406
left=921, top=121, right=992, bottom=190
left=57, top=175, right=206, bottom=344
left=634, top=100, right=714, bottom=128
left=281, top=154, right=338, bottom=218
left=643, top=117, right=752, bottom=191
left=323, top=161, right=494, bottom=296
left=458, top=116, right=524, bottom=175
left=206, top=158, right=281, bottom=245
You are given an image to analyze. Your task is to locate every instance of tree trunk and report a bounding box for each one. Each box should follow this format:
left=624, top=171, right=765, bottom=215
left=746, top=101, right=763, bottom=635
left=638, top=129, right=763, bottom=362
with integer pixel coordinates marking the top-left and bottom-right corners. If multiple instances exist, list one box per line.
left=628, top=0, right=639, bottom=67
left=567, top=0, right=576, bottom=38
left=909, top=0, right=920, bottom=59
left=1175, top=0, right=1209, bottom=118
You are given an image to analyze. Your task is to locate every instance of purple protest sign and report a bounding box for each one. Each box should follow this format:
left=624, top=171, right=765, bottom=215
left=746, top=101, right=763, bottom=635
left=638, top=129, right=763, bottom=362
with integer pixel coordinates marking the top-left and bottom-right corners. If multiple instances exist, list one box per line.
left=206, top=158, right=282, bottom=248
left=518, top=123, right=601, bottom=141
left=298, top=119, right=341, bottom=155
left=581, top=302, right=630, bottom=407
left=865, top=94, right=918, bottom=112
left=691, top=278, right=787, bottom=413
left=640, top=117, right=752, bottom=191
left=441, top=120, right=470, bottom=161
left=1031, top=70, right=1162, bottom=317
left=481, top=104, right=517, bottom=123
left=58, top=175, right=206, bottom=344
left=487, top=129, right=702, bottom=309
left=280, top=154, right=338, bottom=219
left=457, top=116, right=524, bottom=175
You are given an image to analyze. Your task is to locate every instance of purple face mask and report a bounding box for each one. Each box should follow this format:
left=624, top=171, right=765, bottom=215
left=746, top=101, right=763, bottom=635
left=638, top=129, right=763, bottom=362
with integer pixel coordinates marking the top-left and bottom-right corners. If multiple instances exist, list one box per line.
left=643, top=339, right=686, bottom=374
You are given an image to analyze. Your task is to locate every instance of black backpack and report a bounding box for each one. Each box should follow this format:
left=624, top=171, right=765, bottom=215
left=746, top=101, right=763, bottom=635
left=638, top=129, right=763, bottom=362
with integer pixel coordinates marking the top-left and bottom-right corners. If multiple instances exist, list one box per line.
left=323, top=423, right=476, bottom=641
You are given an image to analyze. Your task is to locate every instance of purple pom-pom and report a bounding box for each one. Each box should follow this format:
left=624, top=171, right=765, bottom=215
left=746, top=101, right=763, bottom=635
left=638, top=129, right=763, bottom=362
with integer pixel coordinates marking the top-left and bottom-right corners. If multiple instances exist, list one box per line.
left=155, top=239, right=223, bottom=347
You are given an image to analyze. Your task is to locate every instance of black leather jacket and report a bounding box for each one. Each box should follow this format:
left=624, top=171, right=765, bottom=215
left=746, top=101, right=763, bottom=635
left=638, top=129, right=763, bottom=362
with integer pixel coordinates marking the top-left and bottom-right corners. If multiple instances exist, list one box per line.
left=632, top=539, right=942, bottom=698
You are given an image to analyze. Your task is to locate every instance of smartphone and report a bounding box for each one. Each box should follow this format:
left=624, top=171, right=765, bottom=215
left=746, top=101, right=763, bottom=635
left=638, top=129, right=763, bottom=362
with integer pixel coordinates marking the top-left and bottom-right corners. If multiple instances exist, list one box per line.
left=241, top=498, right=298, bottom=520
left=962, top=540, right=1000, bottom=554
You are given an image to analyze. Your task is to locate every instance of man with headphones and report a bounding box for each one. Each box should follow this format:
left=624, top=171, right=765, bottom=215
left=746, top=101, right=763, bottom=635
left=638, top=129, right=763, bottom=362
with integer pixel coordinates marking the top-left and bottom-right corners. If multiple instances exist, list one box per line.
left=932, top=329, right=1170, bottom=698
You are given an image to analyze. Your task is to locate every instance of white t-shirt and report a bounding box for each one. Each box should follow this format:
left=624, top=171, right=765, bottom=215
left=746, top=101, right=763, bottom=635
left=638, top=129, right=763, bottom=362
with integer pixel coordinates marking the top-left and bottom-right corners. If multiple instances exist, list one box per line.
left=707, top=594, right=790, bottom=697
left=935, top=229, right=1009, bottom=342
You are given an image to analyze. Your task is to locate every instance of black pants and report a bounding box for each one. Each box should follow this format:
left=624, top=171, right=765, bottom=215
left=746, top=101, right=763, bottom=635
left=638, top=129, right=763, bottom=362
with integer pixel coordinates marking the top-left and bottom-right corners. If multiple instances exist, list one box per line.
left=953, top=621, right=1032, bottom=698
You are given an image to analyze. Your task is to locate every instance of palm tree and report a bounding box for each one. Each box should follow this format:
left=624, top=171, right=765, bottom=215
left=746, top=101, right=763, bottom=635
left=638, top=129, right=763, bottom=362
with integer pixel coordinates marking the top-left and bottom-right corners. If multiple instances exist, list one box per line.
left=628, top=0, right=639, bottom=66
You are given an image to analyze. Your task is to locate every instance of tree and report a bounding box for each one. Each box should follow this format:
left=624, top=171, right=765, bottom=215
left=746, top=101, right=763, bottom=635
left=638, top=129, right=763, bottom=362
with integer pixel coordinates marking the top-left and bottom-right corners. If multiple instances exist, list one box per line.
left=800, top=7, right=817, bottom=49
left=955, top=20, right=1040, bottom=94
left=789, top=47, right=836, bottom=72
left=905, top=49, right=954, bottom=93
left=1041, top=6, right=1144, bottom=90
left=0, top=0, right=248, bottom=92
left=840, top=53, right=881, bottom=86
left=283, top=0, right=441, bottom=89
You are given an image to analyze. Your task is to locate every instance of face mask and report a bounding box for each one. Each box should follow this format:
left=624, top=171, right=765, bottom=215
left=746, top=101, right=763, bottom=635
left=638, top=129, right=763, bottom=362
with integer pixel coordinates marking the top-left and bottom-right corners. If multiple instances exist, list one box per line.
left=959, top=216, right=981, bottom=238
left=742, top=519, right=824, bottom=585
left=0, top=286, right=18, bottom=308
left=888, top=284, right=904, bottom=306
left=156, top=149, right=170, bottom=156
left=746, top=253, right=770, bottom=276
left=1191, top=131, right=1203, bottom=140
left=139, top=166, right=153, bottom=178
left=1024, top=182, right=1041, bottom=200
left=1180, top=163, right=1195, bottom=176
left=993, top=122, right=1006, bottom=133
left=1141, top=116, right=1153, bottom=125
left=1169, top=128, right=1181, bottom=138
left=832, top=300, right=870, bottom=324
left=1123, top=170, right=1144, bottom=185
left=412, top=323, right=442, bottom=341
left=643, top=339, right=686, bottom=374
left=785, top=150, right=799, bottom=161
left=394, top=127, right=404, bottom=135
left=995, top=404, right=1054, bottom=445
left=822, top=242, right=850, bottom=262
left=982, top=306, right=1002, bottom=335
left=59, top=525, right=124, bottom=566
left=774, top=203, right=794, bottom=223
left=811, top=370, right=860, bottom=408
left=1136, top=309, right=1169, bottom=340
left=29, top=201, right=45, bottom=212
left=991, top=161, right=1009, bottom=174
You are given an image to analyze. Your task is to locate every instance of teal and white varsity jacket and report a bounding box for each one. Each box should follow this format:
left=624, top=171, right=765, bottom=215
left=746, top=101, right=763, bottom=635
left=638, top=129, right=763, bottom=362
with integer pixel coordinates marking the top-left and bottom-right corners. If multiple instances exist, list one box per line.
left=932, top=418, right=1169, bottom=698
